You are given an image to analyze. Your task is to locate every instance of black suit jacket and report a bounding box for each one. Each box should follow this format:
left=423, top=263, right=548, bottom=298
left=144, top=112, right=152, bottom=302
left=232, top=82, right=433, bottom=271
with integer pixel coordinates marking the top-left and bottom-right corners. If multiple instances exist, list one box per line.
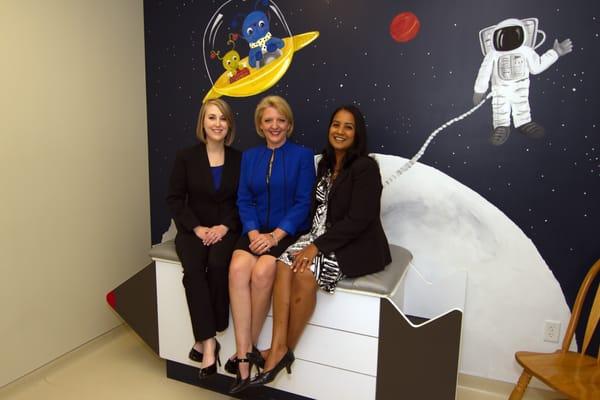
left=167, top=144, right=242, bottom=234
left=313, top=156, right=391, bottom=278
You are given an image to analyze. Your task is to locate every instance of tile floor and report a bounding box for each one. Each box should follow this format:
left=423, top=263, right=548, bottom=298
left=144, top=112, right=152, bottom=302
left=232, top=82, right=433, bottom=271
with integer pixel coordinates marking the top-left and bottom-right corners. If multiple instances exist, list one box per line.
left=0, top=325, right=563, bottom=400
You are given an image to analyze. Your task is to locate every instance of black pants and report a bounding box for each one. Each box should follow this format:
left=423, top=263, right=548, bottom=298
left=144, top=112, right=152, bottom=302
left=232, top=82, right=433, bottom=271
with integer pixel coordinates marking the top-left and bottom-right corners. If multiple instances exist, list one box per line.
left=175, top=231, right=238, bottom=342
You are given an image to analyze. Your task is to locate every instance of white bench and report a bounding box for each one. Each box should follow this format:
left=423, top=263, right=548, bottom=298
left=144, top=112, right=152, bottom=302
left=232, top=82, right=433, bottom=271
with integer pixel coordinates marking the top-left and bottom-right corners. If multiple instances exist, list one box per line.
left=144, top=240, right=463, bottom=399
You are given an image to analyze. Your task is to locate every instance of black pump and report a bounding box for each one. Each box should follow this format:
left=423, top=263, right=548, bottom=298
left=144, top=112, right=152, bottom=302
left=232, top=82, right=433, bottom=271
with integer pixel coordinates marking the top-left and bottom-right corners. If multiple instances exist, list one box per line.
left=250, top=350, right=294, bottom=386
left=198, top=340, right=221, bottom=379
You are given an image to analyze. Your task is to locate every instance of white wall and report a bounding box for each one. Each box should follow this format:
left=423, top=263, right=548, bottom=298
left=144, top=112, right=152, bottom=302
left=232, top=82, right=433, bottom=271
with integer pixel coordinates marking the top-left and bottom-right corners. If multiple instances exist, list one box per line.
left=0, top=0, right=150, bottom=386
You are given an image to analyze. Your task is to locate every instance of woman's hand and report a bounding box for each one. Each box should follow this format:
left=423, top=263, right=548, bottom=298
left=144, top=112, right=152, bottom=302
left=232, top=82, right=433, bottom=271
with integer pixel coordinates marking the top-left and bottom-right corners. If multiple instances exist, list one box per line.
left=291, top=244, right=319, bottom=273
left=204, top=224, right=229, bottom=245
left=249, top=232, right=277, bottom=255
left=193, top=226, right=210, bottom=244
left=194, top=225, right=228, bottom=246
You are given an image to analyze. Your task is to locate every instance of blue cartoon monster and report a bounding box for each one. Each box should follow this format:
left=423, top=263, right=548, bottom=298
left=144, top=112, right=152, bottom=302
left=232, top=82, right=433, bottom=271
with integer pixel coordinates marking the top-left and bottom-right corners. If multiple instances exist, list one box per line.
left=241, top=8, right=284, bottom=68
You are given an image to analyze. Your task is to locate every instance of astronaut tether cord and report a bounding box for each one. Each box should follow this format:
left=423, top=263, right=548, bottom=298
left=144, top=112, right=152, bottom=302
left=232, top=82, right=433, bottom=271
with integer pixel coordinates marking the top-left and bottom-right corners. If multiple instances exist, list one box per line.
left=383, top=92, right=493, bottom=186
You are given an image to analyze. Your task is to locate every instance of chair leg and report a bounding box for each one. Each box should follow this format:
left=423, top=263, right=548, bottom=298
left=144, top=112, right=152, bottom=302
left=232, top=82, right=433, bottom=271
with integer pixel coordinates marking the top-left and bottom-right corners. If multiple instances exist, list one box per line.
left=509, top=370, right=532, bottom=400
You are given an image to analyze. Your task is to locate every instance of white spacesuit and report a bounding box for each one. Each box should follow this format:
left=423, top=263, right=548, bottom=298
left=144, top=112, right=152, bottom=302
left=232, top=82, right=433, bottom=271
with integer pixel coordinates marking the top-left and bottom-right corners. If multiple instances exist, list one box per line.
left=473, top=18, right=572, bottom=145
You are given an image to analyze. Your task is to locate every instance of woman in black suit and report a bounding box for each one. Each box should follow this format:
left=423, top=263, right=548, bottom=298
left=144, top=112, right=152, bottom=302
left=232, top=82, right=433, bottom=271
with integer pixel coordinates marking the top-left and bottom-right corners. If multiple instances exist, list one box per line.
left=250, top=105, right=391, bottom=386
left=167, top=99, right=241, bottom=379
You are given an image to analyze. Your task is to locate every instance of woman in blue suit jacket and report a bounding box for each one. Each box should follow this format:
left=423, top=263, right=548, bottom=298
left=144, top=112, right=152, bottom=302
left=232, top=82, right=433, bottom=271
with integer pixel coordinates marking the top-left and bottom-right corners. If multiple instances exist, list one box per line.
left=228, top=96, right=315, bottom=393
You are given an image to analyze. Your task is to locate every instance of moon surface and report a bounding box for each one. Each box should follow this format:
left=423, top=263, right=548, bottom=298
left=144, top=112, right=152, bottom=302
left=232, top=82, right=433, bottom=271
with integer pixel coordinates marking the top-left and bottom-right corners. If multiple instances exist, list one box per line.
left=374, top=153, right=573, bottom=383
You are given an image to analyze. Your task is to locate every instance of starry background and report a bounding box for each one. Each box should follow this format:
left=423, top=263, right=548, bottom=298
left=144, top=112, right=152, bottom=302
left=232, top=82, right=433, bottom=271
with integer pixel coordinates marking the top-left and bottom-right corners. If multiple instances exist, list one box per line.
left=144, top=0, right=599, bottom=318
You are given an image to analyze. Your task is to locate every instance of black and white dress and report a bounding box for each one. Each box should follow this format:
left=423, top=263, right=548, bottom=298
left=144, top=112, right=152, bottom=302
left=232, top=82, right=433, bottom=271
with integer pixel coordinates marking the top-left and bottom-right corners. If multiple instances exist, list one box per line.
left=278, top=173, right=345, bottom=293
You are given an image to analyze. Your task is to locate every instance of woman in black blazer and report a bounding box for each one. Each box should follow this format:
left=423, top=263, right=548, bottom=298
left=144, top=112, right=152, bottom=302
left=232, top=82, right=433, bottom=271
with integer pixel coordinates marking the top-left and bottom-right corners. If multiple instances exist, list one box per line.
left=249, top=105, right=391, bottom=387
left=167, top=99, right=241, bottom=379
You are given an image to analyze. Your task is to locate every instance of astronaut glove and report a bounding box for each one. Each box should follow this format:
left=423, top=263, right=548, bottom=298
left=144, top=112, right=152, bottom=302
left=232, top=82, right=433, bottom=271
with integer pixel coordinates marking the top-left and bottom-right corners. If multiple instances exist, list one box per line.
left=473, top=92, right=486, bottom=106
left=553, top=38, right=573, bottom=57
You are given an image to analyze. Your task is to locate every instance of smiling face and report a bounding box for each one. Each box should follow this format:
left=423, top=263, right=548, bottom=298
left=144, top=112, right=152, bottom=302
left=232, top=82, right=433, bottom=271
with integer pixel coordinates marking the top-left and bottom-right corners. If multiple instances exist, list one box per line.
left=222, top=50, right=240, bottom=73
left=328, top=109, right=356, bottom=157
left=203, top=104, right=229, bottom=144
left=259, top=106, right=289, bottom=148
left=242, top=11, right=270, bottom=42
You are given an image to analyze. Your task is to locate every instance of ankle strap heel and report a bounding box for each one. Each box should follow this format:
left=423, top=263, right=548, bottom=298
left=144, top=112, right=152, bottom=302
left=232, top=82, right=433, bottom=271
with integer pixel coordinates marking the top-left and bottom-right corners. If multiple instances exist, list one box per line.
left=228, top=357, right=253, bottom=394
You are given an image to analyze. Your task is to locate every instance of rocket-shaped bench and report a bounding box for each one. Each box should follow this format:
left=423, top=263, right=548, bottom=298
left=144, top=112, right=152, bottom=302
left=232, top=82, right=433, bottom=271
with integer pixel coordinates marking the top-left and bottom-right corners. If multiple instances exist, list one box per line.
left=108, top=241, right=465, bottom=400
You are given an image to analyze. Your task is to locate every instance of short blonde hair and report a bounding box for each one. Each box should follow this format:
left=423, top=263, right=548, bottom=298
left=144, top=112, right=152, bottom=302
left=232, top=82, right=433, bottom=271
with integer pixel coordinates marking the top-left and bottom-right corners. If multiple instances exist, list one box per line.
left=196, top=99, right=236, bottom=145
left=254, top=95, right=294, bottom=138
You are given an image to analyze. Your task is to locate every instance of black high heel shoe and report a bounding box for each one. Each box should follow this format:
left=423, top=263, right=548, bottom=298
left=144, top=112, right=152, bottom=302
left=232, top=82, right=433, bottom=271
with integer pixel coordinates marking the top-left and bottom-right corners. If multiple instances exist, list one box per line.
left=248, top=345, right=266, bottom=370
left=250, top=350, right=294, bottom=386
left=229, top=345, right=263, bottom=375
left=228, top=357, right=253, bottom=394
left=198, top=340, right=221, bottom=379
left=224, top=355, right=239, bottom=375
left=188, top=347, right=203, bottom=362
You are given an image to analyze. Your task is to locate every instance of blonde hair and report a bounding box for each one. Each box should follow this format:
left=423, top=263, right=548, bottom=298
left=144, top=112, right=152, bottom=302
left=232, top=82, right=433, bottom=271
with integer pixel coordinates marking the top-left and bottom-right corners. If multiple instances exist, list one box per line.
left=196, top=99, right=236, bottom=145
left=254, top=95, right=294, bottom=138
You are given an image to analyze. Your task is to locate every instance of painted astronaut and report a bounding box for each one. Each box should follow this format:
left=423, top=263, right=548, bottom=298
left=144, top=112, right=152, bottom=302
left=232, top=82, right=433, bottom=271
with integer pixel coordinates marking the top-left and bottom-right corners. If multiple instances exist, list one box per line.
left=473, top=18, right=572, bottom=145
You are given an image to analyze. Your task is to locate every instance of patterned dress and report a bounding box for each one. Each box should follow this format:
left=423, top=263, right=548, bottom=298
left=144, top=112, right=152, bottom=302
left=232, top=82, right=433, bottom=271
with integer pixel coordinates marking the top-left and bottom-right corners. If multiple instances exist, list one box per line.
left=278, top=172, right=345, bottom=293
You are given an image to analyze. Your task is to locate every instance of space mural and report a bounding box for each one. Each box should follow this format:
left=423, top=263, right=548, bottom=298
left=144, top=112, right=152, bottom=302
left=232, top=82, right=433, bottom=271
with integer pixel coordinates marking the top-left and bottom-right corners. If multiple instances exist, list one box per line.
left=144, top=0, right=599, bottom=382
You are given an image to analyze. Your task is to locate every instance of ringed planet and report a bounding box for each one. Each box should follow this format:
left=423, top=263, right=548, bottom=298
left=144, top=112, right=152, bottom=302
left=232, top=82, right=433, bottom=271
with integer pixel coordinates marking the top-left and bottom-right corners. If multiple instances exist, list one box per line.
left=203, top=31, right=319, bottom=103
left=390, top=12, right=420, bottom=43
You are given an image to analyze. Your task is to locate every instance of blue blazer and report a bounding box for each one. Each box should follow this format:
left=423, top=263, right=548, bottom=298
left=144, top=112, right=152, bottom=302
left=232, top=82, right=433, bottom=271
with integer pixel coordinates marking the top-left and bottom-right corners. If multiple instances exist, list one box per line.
left=237, top=141, right=315, bottom=235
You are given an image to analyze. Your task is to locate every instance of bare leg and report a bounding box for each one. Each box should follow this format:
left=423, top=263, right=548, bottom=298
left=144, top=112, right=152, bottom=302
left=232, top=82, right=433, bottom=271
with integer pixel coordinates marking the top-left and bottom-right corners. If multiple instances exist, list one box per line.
left=250, top=255, right=277, bottom=344
left=286, top=270, right=318, bottom=351
left=264, top=267, right=318, bottom=370
left=229, top=250, right=257, bottom=378
left=263, top=262, right=293, bottom=370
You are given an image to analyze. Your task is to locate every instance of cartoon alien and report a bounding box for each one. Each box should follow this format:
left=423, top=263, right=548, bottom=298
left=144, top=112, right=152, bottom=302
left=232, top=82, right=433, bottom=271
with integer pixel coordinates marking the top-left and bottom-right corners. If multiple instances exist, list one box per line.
left=240, top=9, right=284, bottom=68
left=210, top=33, right=250, bottom=83
left=213, top=48, right=241, bottom=77
left=473, top=18, right=573, bottom=145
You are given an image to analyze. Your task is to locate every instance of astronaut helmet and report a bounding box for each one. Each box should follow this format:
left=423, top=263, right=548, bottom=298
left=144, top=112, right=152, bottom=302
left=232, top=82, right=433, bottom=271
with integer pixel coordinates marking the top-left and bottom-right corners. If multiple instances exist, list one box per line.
left=492, top=18, right=526, bottom=52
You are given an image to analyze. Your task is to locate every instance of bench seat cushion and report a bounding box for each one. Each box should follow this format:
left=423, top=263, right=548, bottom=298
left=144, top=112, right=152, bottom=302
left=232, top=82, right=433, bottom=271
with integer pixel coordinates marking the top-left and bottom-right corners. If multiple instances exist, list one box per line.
left=149, top=241, right=411, bottom=297
left=338, top=245, right=411, bottom=295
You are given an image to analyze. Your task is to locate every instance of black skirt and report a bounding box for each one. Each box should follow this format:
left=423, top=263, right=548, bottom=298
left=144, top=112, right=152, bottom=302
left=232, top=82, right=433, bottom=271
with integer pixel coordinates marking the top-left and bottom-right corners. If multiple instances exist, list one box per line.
left=234, top=231, right=299, bottom=258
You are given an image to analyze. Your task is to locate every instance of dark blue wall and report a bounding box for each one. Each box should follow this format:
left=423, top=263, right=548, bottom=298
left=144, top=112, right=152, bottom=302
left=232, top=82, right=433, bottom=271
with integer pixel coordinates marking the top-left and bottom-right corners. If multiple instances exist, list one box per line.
left=144, top=0, right=599, bottom=329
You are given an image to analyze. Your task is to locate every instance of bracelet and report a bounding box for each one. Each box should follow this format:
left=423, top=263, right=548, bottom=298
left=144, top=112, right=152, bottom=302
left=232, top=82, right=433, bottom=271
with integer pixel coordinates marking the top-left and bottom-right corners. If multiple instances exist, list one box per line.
left=269, top=232, right=278, bottom=246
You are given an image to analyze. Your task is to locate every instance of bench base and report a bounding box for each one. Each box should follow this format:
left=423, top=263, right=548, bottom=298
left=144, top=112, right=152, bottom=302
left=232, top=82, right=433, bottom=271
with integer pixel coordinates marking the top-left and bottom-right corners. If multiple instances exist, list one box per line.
left=108, top=241, right=464, bottom=400
left=166, top=360, right=312, bottom=399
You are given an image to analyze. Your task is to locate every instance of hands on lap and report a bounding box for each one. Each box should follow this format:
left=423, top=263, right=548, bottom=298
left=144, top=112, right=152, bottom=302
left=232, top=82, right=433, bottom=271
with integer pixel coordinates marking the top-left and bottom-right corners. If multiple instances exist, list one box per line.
left=248, top=231, right=278, bottom=255
left=194, top=225, right=229, bottom=246
left=291, top=244, right=318, bottom=273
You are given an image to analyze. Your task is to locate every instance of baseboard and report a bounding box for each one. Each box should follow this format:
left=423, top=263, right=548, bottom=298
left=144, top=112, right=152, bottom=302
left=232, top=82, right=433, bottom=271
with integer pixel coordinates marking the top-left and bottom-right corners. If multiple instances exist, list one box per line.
left=458, top=373, right=559, bottom=399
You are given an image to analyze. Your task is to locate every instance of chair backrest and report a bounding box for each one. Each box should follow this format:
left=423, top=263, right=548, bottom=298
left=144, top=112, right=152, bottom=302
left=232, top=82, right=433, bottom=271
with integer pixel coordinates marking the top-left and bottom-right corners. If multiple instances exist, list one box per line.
left=561, top=258, right=600, bottom=360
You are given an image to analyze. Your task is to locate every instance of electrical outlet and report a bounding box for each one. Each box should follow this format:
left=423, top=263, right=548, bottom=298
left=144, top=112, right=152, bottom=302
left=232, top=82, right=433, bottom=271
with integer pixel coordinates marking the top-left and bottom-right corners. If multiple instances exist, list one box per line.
left=543, top=320, right=561, bottom=343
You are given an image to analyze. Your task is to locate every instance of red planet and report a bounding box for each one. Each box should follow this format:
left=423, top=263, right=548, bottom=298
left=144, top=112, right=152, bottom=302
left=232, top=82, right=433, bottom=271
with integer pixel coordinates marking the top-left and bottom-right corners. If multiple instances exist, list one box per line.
left=390, top=12, right=420, bottom=43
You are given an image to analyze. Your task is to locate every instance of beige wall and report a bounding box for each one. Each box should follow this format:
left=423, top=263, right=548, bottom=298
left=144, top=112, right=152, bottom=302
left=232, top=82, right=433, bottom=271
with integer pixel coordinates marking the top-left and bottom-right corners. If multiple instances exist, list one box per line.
left=0, top=0, right=150, bottom=386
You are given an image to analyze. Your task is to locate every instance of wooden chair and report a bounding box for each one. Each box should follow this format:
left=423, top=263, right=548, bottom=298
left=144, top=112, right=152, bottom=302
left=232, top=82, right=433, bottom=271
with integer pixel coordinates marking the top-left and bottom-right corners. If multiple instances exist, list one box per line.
left=509, top=258, right=600, bottom=400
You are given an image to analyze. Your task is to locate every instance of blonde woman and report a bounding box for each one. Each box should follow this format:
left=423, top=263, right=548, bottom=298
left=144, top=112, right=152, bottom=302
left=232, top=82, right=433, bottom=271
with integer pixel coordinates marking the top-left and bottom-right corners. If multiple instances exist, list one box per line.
left=167, top=99, right=241, bottom=379
left=227, top=96, right=315, bottom=393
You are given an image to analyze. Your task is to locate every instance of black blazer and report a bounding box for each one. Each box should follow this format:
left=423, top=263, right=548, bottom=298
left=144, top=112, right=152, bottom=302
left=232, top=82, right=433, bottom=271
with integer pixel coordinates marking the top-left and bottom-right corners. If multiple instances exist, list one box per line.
left=167, top=144, right=242, bottom=234
left=313, top=156, right=391, bottom=278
